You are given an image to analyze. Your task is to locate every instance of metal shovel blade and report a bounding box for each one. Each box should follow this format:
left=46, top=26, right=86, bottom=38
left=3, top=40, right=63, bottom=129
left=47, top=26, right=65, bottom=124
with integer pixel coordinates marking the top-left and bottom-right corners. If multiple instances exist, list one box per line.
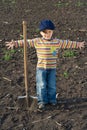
left=18, top=95, right=37, bottom=99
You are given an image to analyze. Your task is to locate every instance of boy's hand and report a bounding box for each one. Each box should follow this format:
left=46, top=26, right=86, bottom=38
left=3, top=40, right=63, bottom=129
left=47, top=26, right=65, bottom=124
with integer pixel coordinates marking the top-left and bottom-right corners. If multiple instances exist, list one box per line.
left=78, top=41, right=85, bottom=49
left=6, top=40, right=15, bottom=49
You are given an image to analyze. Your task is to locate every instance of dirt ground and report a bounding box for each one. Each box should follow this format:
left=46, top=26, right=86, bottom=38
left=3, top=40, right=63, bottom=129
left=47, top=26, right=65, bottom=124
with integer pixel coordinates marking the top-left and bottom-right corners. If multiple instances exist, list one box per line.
left=0, top=0, right=87, bottom=130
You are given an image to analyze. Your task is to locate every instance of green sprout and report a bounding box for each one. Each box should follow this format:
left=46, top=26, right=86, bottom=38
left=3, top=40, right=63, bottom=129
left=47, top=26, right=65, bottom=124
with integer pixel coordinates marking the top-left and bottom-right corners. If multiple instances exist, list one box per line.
left=11, top=0, right=16, bottom=4
left=63, top=71, right=69, bottom=78
left=63, top=50, right=77, bottom=57
left=3, top=49, right=16, bottom=61
left=55, top=1, right=87, bottom=8
left=55, top=1, right=69, bottom=8
left=2, top=0, right=16, bottom=5
left=75, top=1, right=84, bottom=7
left=76, top=1, right=87, bottom=7
left=4, top=52, right=11, bottom=61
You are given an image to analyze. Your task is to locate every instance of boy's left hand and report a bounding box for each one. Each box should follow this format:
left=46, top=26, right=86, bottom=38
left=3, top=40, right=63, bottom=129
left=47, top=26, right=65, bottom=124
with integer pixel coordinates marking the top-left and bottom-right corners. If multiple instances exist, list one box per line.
left=78, top=41, right=85, bottom=49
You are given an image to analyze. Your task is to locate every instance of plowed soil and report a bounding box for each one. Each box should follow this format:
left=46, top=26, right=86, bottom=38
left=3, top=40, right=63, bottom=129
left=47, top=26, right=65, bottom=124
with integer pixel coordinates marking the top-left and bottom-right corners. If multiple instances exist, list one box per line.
left=0, top=0, right=87, bottom=130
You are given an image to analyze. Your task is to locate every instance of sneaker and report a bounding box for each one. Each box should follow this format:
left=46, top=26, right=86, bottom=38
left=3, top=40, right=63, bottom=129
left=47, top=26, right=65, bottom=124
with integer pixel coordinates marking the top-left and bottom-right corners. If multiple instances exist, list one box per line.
left=38, top=104, right=45, bottom=110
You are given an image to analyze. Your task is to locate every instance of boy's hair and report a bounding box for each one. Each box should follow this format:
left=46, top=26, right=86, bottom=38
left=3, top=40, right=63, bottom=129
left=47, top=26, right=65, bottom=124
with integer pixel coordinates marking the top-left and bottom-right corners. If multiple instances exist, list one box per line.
left=39, top=19, right=55, bottom=31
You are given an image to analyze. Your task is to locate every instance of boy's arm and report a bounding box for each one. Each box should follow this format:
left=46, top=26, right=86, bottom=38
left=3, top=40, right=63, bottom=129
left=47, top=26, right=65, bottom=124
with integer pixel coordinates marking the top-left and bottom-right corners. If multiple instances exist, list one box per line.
left=6, top=39, right=35, bottom=49
left=58, top=40, right=85, bottom=49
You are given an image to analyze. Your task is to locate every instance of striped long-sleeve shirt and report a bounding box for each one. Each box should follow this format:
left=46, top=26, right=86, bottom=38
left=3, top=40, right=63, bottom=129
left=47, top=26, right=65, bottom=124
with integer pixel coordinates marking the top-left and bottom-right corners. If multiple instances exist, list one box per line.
left=15, top=37, right=79, bottom=69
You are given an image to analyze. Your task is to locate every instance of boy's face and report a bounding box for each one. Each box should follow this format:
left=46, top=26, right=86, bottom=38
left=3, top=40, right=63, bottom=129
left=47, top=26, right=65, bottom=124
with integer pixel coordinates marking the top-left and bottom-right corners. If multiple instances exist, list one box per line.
left=40, top=29, right=53, bottom=40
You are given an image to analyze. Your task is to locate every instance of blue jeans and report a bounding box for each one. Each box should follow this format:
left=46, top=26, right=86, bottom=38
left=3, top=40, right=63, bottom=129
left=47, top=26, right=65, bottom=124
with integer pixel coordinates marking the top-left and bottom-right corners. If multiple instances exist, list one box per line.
left=36, top=68, right=57, bottom=105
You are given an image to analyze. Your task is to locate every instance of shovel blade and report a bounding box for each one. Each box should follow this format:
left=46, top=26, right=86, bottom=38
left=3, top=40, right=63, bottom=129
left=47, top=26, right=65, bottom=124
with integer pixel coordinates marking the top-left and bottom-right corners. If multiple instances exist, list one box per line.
left=17, top=95, right=37, bottom=111
left=18, top=95, right=37, bottom=99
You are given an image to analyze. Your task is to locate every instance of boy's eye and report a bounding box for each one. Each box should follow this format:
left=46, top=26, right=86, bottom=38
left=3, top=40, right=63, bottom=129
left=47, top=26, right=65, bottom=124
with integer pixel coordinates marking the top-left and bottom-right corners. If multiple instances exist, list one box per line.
left=47, top=31, right=50, bottom=33
left=43, top=30, right=52, bottom=34
left=45, top=31, right=50, bottom=34
left=43, top=30, right=47, bottom=33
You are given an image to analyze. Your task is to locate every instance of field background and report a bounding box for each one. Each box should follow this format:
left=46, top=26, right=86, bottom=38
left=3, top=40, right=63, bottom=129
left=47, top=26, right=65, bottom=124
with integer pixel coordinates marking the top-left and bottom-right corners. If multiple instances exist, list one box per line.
left=0, top=0, right=87, bottom=130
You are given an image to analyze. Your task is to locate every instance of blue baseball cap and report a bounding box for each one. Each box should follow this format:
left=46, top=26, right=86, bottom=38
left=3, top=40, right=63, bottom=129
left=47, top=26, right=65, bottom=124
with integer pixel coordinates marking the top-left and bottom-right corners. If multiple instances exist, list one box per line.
left=39, top=20, right=55, bottom=31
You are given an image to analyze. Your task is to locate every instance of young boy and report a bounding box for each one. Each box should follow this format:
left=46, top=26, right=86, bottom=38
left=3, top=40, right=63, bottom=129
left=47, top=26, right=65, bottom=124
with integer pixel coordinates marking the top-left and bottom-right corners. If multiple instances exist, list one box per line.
left=6, top=19, right=84, bottom=110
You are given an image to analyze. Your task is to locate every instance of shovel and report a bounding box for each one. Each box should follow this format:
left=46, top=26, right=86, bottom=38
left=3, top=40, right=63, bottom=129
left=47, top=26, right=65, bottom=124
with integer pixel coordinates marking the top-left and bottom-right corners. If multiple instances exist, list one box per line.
left=18, top=21, right=37, bottom=109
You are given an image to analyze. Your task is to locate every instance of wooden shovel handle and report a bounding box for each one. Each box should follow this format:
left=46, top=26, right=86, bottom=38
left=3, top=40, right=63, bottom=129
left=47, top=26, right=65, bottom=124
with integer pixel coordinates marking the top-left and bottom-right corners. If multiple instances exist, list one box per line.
left=23, top=21, right=29, bottom=105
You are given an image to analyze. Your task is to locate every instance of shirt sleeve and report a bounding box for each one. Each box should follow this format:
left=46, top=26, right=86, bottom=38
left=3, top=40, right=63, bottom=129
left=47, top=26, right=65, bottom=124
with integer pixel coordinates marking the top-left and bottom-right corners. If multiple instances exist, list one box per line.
left=57, top=39, right=78, bottom=49
left=14, top=38, right=37, bottom=48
